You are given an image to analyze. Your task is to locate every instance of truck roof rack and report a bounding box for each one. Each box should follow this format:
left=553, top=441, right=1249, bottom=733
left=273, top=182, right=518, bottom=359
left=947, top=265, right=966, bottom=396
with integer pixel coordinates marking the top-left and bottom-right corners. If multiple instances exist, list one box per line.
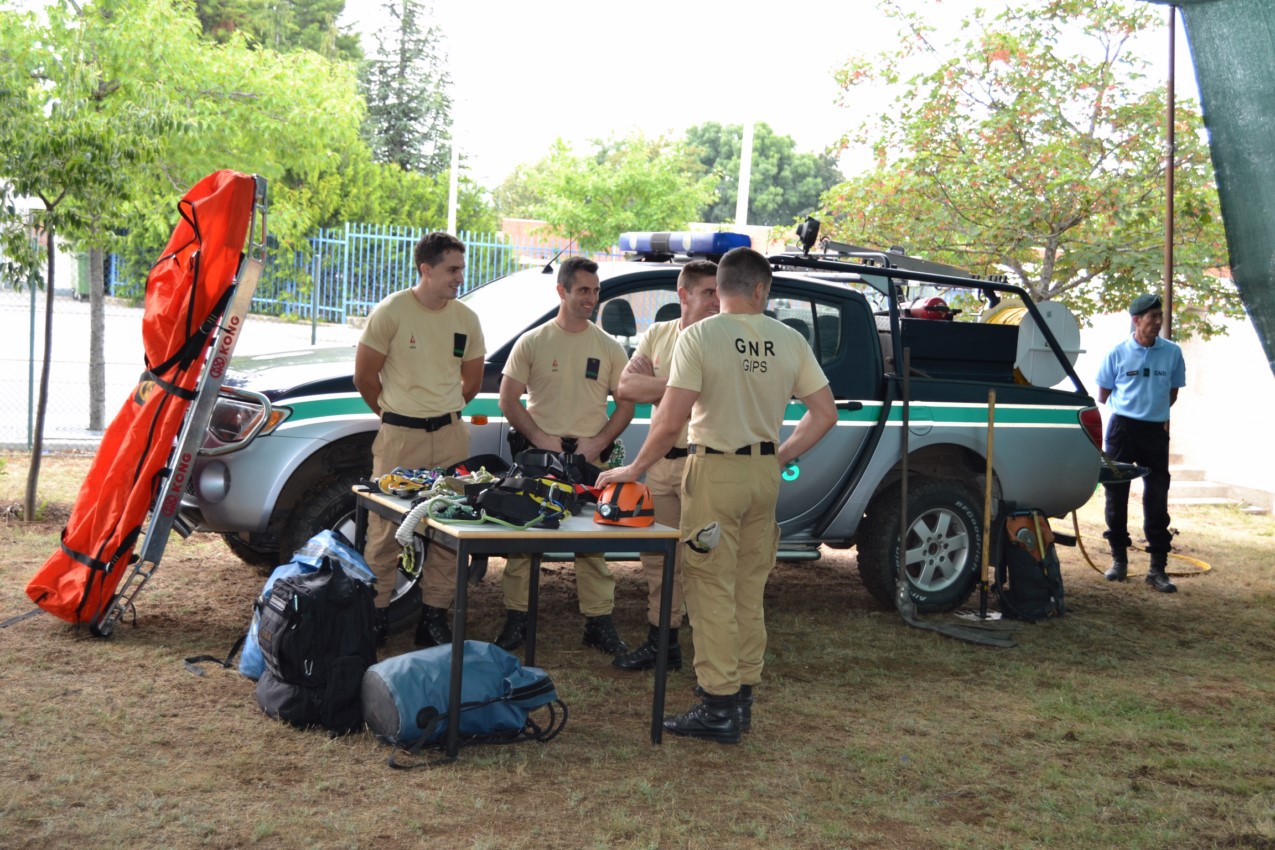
left=818, top=240, right=977, bottom=279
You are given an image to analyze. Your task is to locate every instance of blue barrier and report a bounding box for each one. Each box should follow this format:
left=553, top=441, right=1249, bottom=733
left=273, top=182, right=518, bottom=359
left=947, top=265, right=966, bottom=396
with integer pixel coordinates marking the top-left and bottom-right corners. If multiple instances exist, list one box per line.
left=108, top=225, right=622, bottom=322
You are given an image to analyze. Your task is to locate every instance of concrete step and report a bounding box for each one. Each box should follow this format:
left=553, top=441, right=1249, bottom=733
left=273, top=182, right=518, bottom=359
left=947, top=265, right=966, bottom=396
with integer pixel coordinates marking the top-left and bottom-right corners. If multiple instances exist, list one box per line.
left=1171, top=466, right=1206, bottom=482
left=1168, top=495, right=1241, bottom=507
left=1169, top=480, right=1234, bottom=500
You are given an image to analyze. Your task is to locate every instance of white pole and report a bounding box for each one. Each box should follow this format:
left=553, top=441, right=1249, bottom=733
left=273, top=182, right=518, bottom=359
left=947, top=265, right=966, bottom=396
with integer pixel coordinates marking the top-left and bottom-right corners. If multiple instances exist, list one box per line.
left=447, top=138, right=459, bottom=235
left=735, top=121, right=754, bottom=226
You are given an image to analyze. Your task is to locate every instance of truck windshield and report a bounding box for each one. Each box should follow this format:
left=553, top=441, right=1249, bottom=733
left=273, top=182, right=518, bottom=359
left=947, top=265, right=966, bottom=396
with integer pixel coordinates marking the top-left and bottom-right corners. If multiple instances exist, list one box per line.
left=461, top=272, right=561, bottom=352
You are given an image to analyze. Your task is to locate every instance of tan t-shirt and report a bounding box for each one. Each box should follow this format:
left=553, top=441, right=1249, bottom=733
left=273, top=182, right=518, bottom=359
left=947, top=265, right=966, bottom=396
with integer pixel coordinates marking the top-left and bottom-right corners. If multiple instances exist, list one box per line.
left=668, top=311, right=828, bottom=450
left=503, top=320, right=627, bottom=437
left=360, top=289, right=486, bottom=418
left=634, top=319, right=689, bottom=449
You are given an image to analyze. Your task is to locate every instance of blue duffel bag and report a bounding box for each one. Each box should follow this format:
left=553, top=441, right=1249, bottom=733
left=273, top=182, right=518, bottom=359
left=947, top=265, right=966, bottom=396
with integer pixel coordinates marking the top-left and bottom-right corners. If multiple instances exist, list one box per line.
left=362, top=640, right=566, bottom=756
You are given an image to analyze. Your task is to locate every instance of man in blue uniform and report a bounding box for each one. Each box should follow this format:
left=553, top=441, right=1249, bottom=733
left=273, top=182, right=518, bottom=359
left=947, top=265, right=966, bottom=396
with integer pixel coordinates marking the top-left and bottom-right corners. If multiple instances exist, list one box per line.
left=1095, top=293, right=1187, bottom=592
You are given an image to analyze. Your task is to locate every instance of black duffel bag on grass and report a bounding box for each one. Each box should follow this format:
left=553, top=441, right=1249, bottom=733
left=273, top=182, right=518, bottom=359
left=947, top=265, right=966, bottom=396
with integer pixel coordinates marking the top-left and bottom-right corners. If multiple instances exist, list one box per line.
left=254, top=558, right=378, bottom=736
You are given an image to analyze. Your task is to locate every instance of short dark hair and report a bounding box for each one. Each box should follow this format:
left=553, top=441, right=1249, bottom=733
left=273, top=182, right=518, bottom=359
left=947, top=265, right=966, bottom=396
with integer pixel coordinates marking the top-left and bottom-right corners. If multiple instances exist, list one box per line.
left=678, top=259, right=718, bottom=292
left=558, top=256, right=599, bottom=289
left=415, top=231, right=465, bottom=270
left=716, top=247, right=771, bottom=296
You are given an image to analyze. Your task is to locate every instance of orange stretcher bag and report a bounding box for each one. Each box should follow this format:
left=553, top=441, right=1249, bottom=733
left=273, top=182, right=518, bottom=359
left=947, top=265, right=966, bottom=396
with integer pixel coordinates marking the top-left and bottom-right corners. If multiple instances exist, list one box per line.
left=26, top=170, right=257, bottom=624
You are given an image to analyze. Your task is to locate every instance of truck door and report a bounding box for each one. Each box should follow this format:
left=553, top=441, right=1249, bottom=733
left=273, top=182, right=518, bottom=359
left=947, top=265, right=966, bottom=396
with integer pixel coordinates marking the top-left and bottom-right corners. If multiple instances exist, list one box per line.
left=769, top=283, right=883, bottom=531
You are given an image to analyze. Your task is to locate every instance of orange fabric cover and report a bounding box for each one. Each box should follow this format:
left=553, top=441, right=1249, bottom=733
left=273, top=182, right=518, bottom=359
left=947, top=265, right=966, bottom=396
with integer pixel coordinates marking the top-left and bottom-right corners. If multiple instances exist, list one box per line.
left=27, top=170, right=256, bottom=623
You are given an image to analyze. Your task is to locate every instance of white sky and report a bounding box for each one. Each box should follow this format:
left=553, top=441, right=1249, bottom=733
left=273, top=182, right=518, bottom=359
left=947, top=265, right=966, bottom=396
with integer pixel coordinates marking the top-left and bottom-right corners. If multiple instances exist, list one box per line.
left=347, top=1, right=1197, bottom=190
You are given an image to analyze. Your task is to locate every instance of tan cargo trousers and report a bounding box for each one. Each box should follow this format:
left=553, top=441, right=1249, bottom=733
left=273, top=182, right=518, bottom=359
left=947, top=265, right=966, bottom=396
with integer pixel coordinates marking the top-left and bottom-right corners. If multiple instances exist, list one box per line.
left=680, top=451, right=781, bottom=696
left=638, top=455, right=687, bottom=628
left=501, top=552, right=615, bottom=617
left=364, top=419, right=469, bottom=609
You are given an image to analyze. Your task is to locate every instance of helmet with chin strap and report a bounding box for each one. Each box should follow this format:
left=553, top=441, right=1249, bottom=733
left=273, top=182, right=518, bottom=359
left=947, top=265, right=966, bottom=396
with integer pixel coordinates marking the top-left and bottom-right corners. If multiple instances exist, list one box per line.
left=593, top=481, right=655, bottom=527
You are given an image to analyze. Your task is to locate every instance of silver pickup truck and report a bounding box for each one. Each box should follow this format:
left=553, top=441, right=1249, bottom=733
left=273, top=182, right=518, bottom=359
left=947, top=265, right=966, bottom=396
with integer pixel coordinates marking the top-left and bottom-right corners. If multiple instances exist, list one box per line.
left=181, top=239, right=1103, bottom=616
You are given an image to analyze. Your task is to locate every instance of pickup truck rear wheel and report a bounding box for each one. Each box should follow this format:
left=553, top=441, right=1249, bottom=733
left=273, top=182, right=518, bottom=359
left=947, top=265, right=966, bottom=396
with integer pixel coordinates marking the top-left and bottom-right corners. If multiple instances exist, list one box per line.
left=279, top=474, right=424, bottom=635
left=857, top=478, right=982, bottom=613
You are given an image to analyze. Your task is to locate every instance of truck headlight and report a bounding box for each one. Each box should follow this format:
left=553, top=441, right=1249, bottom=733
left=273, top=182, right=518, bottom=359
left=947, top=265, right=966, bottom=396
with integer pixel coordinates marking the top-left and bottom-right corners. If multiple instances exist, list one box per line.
left=201, top=389, right=289, bottom=455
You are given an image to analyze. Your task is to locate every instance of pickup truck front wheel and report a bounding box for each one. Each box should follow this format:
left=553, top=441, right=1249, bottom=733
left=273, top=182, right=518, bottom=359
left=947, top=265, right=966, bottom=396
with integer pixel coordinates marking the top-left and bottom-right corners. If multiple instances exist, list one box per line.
left=279, top=475, right=425, bottom=635
left=221, top=533, right=279, bottom=574
left=857, top=479, right=982, bottom=613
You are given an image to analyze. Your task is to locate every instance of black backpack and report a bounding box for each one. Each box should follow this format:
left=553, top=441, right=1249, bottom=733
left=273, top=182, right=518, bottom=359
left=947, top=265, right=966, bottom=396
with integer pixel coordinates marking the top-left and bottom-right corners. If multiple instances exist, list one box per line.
left=254, top=558, right=378, bottom=735
left=994, top=510, right=1065, bottom=622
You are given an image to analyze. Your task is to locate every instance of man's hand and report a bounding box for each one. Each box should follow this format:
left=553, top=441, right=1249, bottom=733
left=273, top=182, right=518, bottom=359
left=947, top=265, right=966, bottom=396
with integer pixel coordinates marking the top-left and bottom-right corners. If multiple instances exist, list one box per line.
left=596, top=464, right=639, bottom=487
left=624, top=353, right=655, bottom=377
left=576, top=434, right=610, bottom=463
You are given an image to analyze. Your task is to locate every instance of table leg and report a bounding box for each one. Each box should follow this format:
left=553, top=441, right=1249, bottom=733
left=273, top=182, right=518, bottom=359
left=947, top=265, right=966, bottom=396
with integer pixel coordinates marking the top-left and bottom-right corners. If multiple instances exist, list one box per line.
left=526, top=553, right=541, bottom=667
left=652, top=540, right=675, bottom=744
left=445, top=540, right=471, bottom=760
left=354, top=499, right=367, bottom=552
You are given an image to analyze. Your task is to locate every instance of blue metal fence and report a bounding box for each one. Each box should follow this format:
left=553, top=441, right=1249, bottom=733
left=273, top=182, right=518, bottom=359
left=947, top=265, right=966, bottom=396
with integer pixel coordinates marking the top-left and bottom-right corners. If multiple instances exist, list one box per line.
left=108, top=225, right=622, bottom=323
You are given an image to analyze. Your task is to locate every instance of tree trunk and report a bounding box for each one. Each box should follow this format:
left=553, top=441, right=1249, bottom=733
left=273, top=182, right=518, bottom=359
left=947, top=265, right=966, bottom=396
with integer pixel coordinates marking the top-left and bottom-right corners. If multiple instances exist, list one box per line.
left=24, top=222, right=55, bottom=523
left=89, top=246, right=105, bottom=431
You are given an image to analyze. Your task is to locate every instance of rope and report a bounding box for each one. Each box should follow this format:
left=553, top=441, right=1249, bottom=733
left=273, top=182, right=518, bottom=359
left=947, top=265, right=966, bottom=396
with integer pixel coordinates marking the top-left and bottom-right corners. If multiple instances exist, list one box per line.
left=390, top=467, right=502, bottom=573
left=1070, top=511, right=1212, bottom=577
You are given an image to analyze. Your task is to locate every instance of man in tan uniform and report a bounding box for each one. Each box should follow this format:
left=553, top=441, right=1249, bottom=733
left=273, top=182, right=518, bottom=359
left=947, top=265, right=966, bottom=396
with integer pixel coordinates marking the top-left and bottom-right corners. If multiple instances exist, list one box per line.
left=612, top=260, right=719, bottom=672
left=354, top=232, right=485, bottom=647
left=497, top=257, right=635, bottom=655
left=598, top=247, right=836, bottom=743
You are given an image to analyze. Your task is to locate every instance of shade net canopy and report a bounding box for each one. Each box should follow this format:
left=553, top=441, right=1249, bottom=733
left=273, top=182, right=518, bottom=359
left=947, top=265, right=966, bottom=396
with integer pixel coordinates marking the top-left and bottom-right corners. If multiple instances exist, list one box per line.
left=1148, top=0, right=1275, bottom=373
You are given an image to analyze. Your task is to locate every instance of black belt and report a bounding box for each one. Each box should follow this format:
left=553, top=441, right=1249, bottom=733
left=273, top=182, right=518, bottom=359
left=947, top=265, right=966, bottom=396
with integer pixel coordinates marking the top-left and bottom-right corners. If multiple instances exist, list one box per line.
left=688, top=442, right=776, bottom=456
left=381, top=411, right=459, bottom=432
left=664, top=447, right=689, bottom=460
left=1112, top=413, right=1168, bottom=427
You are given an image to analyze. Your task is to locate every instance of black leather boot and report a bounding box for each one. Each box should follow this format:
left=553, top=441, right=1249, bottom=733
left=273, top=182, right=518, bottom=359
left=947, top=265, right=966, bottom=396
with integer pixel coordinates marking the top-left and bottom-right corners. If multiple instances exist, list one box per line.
left=1105, top=544, right=1128, bottom=582
left=414, top=604, right=452, bottom=648
left=738, top=684, right=753, bottom=733
left=612, top=625, right=681, bottom=671
left=695, top=683, right=752, bottom=732
left=494, top=610, right=528, bottom=650
left=583, top=614, right=629, bottom=655
left=663, top=691, right=741, bottom=743
left=1145, top=553, right=1177, bottom=593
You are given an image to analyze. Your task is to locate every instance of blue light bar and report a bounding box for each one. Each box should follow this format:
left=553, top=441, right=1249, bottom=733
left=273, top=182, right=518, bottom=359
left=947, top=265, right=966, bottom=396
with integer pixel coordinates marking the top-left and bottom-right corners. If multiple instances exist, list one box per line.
left=618, top=231, right=752, bottom=255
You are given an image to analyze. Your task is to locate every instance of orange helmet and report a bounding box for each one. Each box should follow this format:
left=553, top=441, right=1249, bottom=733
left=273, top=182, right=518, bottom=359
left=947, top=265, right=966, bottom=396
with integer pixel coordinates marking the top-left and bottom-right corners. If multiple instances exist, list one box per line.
left=594, top=482, right=655, bottom=527
left=904, top=296, right=960, bottom=321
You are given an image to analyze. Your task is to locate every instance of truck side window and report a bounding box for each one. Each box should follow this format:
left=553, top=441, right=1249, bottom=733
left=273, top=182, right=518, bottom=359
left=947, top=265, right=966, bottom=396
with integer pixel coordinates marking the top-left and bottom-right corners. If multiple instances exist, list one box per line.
left=597, top=288, right=678, bottom=355
left=815, top=304, right=841, bottom=363
left=598, top=298, right=638, bottom=355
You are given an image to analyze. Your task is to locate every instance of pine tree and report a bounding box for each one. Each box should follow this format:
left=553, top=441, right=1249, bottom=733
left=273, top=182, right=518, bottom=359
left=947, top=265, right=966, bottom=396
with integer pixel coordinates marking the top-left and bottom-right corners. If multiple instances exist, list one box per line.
left=360, top=0, right=452, bottom=175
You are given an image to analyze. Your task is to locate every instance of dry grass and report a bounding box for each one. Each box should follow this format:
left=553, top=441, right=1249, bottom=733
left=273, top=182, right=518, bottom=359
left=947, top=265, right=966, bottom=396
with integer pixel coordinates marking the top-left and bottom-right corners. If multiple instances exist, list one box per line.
left=2, top=450, right=1274, bottom=849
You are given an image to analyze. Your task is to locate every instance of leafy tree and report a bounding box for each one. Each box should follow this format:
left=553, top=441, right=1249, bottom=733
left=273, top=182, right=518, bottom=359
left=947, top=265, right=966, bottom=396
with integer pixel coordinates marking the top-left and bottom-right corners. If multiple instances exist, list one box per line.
left=492, top=160, right=551, bottom=220
left=105, top=6, right=373, bottom=264
left=327, top=157, right=497, bottom=231
left=0, top=0, right=168, bottom=520
left=193, top=0, right=362, bottom=61
left=359, top=0, right=452, bottom=175
left=521, top=134, right=717, bottom=253
left=2, top=0, right=406, bottom=508
left=821, top=0, right=1236, bottom=338
left=685, top=121, right=844, bottom=226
